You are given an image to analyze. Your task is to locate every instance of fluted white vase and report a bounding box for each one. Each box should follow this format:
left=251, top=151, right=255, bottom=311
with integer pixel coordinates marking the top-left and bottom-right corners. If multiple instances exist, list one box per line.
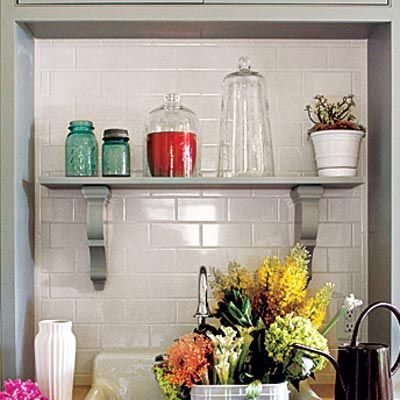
left=35, top=320, right=76, bottom=400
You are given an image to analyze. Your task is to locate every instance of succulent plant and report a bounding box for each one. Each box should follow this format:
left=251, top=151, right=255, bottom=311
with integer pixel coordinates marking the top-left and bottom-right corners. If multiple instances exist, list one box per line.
left=305, top=94, right=366, bottom=134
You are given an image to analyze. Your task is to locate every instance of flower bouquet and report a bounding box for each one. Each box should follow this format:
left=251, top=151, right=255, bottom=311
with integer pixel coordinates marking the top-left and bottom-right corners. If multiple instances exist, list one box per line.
left=153, top=245, right=361, bottom=400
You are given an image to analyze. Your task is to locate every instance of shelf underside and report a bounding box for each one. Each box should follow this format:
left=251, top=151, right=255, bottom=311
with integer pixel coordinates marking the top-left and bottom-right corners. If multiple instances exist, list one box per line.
left=39, top=176, right=365, bottom=190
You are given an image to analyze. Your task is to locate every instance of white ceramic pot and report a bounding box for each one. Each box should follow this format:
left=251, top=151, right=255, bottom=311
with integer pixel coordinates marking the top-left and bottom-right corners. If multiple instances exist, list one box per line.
left=310, top=129, right=365, bottom=177
left=35, top=320, right=76, bottom=400
left=191, top=383, right=290, bottom=400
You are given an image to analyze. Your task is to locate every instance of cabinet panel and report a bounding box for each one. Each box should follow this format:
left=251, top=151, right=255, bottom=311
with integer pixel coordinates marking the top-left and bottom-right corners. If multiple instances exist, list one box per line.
left=18, top=0, right=202, bottom=4
left=14, top=0, right=391, bottom=4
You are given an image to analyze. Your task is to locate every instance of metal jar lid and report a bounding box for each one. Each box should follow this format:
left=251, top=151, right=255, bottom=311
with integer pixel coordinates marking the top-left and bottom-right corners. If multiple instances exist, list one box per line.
left=103, top=128, right=129, bottom=141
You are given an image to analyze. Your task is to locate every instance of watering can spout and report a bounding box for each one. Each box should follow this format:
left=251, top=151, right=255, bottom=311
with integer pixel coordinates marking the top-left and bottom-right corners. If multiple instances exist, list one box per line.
left=292, top=344, right=348, bottom=400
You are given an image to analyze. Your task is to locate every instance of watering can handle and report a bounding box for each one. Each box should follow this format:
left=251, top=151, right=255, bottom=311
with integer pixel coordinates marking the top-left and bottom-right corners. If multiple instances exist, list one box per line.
left=350, top=301, right=400, bottom=376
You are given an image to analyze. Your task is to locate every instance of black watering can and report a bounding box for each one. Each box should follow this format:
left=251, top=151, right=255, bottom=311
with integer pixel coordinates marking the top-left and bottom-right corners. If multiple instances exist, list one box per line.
left=294, top=302, right=400, bottom=400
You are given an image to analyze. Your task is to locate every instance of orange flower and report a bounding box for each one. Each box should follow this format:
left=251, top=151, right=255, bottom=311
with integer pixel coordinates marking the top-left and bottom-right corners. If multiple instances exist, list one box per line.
left=165, top=333, right=213, bottom=388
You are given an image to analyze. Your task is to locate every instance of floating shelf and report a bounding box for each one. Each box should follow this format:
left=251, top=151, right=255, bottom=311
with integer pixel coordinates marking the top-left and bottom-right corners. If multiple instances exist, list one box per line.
left=39, top=176, right=364, bottom=190
left=39, top=176, right=365, bottom=290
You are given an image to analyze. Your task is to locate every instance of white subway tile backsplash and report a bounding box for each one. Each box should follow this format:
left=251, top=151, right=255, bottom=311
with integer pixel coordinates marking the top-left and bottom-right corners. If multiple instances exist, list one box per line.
left=126, top=300, right=176, bottom=324
left=76, top=45, right=125, bottom=71
left=101, top=325, right=150, bottom=348
left=76, top=299, right=126, bottom=323
left=41, top=46, right=75, bottom=71
left=203, top=224, right=252, bottom=247
left=228, top=198, right=278, bottom=222
left=50, top=71, right=100, bottom=96
left=36, top=39, right=368, bottom=383
left=150, top=224, right=200, bottom=248
left=127, top=198, right=175, bottom=222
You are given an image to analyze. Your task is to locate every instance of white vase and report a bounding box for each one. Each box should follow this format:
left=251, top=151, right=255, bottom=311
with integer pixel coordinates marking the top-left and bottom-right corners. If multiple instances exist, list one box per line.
left=191, top=383, right=289, bottom=400
left=35, top=320, right=76, bottom=400
left=310, top=129, right=365, bottom=177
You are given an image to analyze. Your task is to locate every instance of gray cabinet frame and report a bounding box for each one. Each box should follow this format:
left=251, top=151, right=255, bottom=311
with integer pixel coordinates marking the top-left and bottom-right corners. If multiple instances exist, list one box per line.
left=1, top=0, right=399, bottom=387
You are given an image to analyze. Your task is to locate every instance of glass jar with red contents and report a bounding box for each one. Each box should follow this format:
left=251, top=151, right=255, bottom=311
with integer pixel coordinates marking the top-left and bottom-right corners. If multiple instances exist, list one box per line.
left=144, top=94, right=199, bottom=177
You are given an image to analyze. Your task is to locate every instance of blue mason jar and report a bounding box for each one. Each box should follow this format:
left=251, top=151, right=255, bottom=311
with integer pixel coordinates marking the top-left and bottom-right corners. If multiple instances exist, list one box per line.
left=65, top=120, right=98, bottom=176
left=102, top=129, right=130, bottom=177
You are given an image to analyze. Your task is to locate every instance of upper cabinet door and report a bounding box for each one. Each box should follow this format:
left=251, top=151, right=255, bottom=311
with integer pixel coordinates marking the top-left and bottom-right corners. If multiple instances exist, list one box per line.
left=203, top=0, right=388, bottom=4
left=18, top=0, right=202, bottom=4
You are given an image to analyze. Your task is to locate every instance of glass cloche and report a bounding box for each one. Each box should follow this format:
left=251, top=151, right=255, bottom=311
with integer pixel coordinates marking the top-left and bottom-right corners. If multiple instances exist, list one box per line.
left=218, top=57, right=274, bottom=177
left=144, top=94, right=200, bottom=177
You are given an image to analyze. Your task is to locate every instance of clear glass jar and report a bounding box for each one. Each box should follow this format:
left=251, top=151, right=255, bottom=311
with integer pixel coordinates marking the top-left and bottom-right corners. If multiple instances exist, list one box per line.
left=65, top=120, right=98, bottom=177
left=102, top=129, right=130, bottom=177
left=218, top=57, right=274, bottom=177
left=144, top=94, right=199, bottom=177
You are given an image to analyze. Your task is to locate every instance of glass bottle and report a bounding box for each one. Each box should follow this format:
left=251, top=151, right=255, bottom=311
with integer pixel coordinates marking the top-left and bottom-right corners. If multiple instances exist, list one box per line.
left=218, top=57, right=274, bottom=177
left=65, top=120, right=98, bottom=177
left=144, top=94, right=199, bottom=177
left=102, top=128, right=131, bottom=177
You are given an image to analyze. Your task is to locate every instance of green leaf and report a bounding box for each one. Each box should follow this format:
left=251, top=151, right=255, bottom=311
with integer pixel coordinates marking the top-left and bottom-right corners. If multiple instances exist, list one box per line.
left=245, top=380, right=263, bottom=400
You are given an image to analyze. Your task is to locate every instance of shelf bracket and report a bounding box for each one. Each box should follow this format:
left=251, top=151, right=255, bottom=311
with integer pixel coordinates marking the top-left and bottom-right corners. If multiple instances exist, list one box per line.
left=290, top=185, right=324, bottom=282
left=81, top=185, right=110, bottom=291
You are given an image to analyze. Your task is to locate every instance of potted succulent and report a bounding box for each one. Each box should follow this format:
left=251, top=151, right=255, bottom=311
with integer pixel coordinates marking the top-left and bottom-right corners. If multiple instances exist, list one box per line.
left=305, top=95, right=366, bottom=177
left=152, top=245, right=363, bottom=400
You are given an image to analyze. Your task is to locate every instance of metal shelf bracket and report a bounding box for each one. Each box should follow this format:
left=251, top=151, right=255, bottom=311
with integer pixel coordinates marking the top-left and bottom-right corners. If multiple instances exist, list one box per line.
left=81, top=185, right=110, bottom=291
left=290, top=185, right=324, bottom=281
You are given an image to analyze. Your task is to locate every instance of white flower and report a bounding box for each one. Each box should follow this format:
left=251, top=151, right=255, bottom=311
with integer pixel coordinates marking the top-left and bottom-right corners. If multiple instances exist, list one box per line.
left=343, top=293, right=363, bottom=311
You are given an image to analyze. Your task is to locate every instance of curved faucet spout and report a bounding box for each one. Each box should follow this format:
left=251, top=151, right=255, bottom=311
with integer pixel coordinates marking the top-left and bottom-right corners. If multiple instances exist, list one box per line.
left=194, top=266, right=211, bottom=327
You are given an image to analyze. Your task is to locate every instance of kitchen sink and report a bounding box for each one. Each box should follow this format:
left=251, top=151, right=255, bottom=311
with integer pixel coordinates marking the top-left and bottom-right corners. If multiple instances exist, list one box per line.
left=84, top=349, right=163, bottom=400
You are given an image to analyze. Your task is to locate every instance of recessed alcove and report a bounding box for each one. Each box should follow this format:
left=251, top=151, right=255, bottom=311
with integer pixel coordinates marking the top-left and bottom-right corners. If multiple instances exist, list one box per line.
left=1, top=3, right=394, bottom=385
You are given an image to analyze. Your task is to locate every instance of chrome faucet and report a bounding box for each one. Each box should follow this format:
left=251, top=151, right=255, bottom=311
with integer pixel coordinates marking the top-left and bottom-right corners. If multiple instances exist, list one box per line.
left=194, top=266, right=211, bottom=328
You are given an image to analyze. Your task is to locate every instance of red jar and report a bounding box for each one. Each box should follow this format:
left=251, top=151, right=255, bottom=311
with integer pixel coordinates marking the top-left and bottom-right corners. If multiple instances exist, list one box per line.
left=144, top=94, right=199, bottom=177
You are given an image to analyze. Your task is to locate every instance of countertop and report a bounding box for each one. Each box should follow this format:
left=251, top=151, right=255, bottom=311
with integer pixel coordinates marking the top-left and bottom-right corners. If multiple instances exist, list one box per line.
left=72, top=384, right=334, bottom=400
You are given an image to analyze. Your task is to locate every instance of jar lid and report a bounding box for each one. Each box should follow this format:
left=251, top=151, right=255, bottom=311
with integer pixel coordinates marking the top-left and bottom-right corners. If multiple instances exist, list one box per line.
left=69, top=120, right=94, bottom=129
left=103, top=128, right=130, bottom=140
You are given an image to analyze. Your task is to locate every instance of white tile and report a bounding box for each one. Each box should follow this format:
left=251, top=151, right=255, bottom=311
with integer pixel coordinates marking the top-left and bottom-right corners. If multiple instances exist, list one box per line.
left=303, top=72, right=352, bottom=98
left=150, top=70, right=178, bottom=94
left=175, top=249, right=228, bottom=272
left=328, top=46, right=366, bottom=71
left=310, top=272, right=351, bottom=298
left=126, top=46, right=177, bottom=69
left=126, top=198, right=175, bottom=222
left=317, top=223, right=352, bottom=247
left=328, top=198, right=361, bottom=222
left=37, top=96, right=74, bottom=121
left=75, top=248, right=90, bottom=273
left=201, top=145, right=219, bottom=172
left=107, top=248, right=127, bottom=273
left=42, top=248, right=75, bottom=273
left=50, top=274, right=98, bottom=299
left=150, top=325, right=194, bottom=348
left=101, top=71, right=151, bottom=96
left=178, top=198, right=227, bottom=222
left=41, top=146, right=65, bottom=173
left=150, top=224, right=200, bottom=248
left=75, top=96, right=125, bottom=121
left=177, top=299, right=198, bottom=324
left=41, top=299, right=74, bottom=320
left=225, top=248, right=277, bottom=268
left=125, top=249, right=175, bottom=273
left=100, top=274, right=150, bottom=299
left=202, top=224, right=252, bottom=247
left=76, top=351, right=98, bottom=374
left=277, top=145, right=316, bottom=174
left=149, top=274, right=197, bottom=299
left=253, top=223, right=292, bottom=247
left=264, top=72, right=302, bottom=99
left=312, top=248, right=328, bottom=272
left=50, top=224, right=86, bottom=248
left=50, top=71, right=100, bottom=96
left=41, top=46, right=74, bottom=70
left=126, top=300, right=176, bottom=323
left=109, top=223, right=149, bottom=248
left=49, top=121, right=70, bottom=146
left=126, top=95, right=161, bottom=120
left=76, top=45, right=125, bottom=70
left=73, top=325, right=101, bottom=349
left=270, top=121, right=302, bottom=147
left=101, top=325, right=150, bottom=348
left=76, top=299, right=125, bottom=323
left=278, top=197, right=294, bottom=222
left=228, top=198, right=278, bottom=222
left=201, top=120, right=220, bottom=145
left=277, top=46, right=327, bottom=70
left=42, top=198, right=73, bottom=222
left=328, top=248, right=361, bottom=272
